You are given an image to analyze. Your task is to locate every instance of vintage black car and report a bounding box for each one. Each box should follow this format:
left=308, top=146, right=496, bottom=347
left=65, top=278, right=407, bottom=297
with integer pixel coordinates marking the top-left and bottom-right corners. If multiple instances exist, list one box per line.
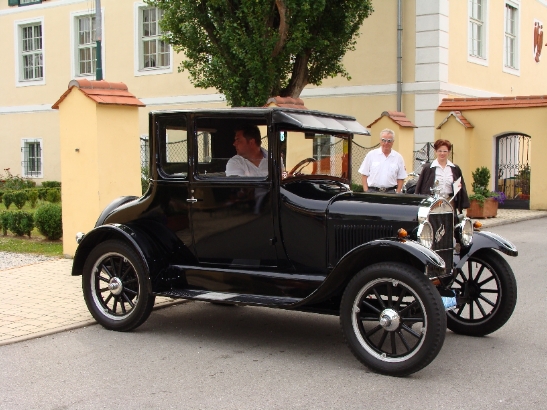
left=72, top=107, right=518, bottom=376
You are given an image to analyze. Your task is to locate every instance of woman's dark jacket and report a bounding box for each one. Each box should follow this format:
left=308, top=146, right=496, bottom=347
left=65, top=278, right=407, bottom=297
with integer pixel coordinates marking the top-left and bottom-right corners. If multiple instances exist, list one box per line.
left=414, top=163, right=470, bottom=213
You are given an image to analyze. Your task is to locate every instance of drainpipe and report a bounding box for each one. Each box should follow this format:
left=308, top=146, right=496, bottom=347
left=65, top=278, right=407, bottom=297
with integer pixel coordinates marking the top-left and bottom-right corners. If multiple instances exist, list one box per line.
left=397, top=0, right=403, bottom=112
left=95, top=0, right=103, bottom=81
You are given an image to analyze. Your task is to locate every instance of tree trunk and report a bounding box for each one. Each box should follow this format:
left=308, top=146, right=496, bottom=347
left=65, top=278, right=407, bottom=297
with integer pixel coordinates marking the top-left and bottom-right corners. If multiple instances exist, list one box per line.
left=280, top=52, right=310, bottom=98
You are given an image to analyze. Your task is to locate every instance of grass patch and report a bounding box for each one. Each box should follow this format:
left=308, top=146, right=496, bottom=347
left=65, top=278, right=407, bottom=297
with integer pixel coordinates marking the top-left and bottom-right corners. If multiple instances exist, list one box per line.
left=0, top=234, right=63, bottom=257
left=0, top=200, right=63, bottom=256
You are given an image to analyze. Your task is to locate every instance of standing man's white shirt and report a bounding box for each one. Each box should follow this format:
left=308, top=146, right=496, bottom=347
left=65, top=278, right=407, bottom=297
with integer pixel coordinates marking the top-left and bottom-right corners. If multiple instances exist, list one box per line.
left=358, top=147, right=407, bottom=188
left=226, top=147, right=268, bottom=177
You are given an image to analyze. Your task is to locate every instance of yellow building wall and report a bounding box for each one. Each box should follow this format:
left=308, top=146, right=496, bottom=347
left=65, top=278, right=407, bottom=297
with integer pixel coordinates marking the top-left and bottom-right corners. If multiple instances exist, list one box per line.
left=58, top=88, right=142, bottom=256
left=435, top=107, right=547, bottom=210
left=448, top=0, right=547, bottom=96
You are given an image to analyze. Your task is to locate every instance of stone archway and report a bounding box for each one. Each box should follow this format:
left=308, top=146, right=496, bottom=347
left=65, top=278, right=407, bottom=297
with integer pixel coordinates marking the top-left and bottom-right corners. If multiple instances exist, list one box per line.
left=495, top=133, right=531, bottom=209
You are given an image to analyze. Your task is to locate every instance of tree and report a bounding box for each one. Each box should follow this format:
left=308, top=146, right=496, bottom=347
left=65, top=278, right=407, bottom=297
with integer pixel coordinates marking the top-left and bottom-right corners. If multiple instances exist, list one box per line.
left=147, top=0, right=373, bottom=107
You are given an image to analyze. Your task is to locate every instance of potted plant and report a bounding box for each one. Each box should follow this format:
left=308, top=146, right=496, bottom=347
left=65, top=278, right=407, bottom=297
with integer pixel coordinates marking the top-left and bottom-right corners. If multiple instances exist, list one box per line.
left=466, top=167, right=503, bottom=218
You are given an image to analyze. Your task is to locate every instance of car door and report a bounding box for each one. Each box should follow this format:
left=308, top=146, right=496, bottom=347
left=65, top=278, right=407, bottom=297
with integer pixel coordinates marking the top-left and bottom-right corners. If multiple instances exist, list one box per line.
left=188, top=115, right=278, bottom=268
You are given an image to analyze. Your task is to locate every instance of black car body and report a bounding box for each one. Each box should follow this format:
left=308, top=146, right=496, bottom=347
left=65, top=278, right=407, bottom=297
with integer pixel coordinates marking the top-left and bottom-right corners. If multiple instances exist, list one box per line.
left=73, top=107, right=518, bottom=376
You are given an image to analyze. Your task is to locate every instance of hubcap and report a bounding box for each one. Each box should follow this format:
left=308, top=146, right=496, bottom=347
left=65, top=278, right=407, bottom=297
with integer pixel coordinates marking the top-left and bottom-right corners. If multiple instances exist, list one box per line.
left=108, top=277, right=123, bottom=296
left=379, top=308, right=400, bottom=331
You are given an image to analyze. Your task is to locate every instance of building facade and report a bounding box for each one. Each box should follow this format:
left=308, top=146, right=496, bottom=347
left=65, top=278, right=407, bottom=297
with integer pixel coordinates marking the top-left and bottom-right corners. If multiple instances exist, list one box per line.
left=1, top=0, right=547, bottom=183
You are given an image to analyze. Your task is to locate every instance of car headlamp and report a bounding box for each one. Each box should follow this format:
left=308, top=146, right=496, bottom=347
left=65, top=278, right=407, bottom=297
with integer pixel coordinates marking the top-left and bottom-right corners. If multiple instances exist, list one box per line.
left=457, top=217, right=474, bottom=247
left=417, top=221, right=434, bottom=249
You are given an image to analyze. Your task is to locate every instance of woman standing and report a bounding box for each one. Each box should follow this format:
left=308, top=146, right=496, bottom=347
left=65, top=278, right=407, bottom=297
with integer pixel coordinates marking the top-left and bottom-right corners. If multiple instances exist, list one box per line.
left=415, top=139, right=470, bottom=214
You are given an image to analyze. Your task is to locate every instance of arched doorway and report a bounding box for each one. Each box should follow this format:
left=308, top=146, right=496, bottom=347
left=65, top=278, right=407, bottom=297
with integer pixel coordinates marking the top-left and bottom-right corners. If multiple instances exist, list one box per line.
left=495, top=133, right=531, bottom=209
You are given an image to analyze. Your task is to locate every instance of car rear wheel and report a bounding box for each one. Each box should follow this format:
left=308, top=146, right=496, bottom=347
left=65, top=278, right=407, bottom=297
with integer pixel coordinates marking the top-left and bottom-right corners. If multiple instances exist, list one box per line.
left=447, top=249, right=517, bottom=336
left=340, top=262, right=446, bottom=376
left=82, top=240, right=155, bottom=331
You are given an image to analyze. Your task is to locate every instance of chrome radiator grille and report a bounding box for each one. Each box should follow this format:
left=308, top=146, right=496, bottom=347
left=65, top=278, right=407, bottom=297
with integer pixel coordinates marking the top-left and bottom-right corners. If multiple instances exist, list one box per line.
left=428, top=212, right=454, bottom=273
left=334, top=224, right=394, bottom=260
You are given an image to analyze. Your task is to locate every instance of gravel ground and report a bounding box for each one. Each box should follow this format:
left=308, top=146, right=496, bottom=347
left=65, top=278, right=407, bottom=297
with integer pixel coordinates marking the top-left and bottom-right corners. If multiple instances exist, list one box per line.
left=0, top=251, right=57, bottom=271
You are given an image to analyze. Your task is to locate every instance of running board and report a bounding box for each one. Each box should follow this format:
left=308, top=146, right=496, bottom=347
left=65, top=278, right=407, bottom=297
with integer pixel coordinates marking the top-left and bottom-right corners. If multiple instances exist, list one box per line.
left=156, top=288, right=302, bottom=307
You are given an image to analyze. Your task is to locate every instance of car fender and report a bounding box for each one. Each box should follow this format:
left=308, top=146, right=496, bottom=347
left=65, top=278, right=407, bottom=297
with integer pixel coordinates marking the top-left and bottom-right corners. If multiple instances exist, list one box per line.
left=294, top=239, right=445, bottom=307
left=455, top=231, right=518, bottom=269
left=95, top=196, right=139, bottom=227
left=72, top=221, right=196, bottom=279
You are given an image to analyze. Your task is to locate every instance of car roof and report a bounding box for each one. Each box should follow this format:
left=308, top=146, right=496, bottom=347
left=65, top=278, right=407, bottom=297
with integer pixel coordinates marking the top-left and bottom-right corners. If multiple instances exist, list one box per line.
left=150, top=107, right=370, bottom=135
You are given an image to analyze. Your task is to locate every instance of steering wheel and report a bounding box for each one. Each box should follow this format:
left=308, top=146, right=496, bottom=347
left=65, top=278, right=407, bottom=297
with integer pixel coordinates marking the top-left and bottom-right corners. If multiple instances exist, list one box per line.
left=288, top=158, right=316, bottom=176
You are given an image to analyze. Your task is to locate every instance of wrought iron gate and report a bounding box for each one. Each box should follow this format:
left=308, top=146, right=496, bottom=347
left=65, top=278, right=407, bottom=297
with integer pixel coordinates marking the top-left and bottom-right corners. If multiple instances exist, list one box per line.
left=495, top=134, right=531, bottom=209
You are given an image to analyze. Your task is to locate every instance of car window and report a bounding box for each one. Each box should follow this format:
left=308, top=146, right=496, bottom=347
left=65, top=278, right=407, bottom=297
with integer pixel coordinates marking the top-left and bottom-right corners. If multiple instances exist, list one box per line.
left=159, top=117, right=189, bottom=178
left=195, top=117, right=269, bottom=180
left=280, top=130, right=349, bottom=180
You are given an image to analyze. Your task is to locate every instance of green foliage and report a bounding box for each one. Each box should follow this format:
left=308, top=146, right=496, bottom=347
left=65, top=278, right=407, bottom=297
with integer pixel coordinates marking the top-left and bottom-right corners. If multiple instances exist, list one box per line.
left=0, top=168, right=35, bottom=190
left=351, top=183, right=364, bottom=192
left=3, top=210, right=34, bottom=237
left=35, top=203, right=63, bottom=240
left=0, top=190, right=3, bottom=203
left=27, top=189, right=39, bottom=208
left=37, top=188, right=48, bottom=201
left=41, top=181, right=61, bottom=188
left=2, top=192, right=14, bottom=209
left=46, top=188, right=61, bottom=203
left=147, top=0, right=374, bottom=107
left=141, top=166, right=150, bottom=195
left=469, top=166, right=496, bottom=207
left=0, top=211, right=8, bottom=235
left=12, top=190, right=28, bottom=209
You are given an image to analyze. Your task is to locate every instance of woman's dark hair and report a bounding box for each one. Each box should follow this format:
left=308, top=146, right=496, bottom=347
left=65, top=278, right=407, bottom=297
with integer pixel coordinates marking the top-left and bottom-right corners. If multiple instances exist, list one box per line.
left=434, top=139, right=452, bottom=151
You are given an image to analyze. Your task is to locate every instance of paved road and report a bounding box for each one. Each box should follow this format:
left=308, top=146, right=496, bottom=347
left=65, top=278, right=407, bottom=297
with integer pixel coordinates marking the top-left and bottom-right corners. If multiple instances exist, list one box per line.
left=1, top=220, right=546, bottom=409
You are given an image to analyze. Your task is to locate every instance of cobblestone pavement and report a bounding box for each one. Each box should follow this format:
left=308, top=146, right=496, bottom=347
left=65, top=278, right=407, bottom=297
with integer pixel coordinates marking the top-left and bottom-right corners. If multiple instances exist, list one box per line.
left=1, top=208, right=545, bottom=346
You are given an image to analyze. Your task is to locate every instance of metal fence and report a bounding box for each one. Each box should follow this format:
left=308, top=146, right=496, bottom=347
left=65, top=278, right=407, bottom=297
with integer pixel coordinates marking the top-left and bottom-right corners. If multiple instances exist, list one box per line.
left=352, top=142, right=379, bottom=185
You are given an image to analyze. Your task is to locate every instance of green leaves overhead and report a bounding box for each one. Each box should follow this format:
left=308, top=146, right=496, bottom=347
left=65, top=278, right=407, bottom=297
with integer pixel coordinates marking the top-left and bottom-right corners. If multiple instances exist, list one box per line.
left=147, top=0, right=373, bottom=107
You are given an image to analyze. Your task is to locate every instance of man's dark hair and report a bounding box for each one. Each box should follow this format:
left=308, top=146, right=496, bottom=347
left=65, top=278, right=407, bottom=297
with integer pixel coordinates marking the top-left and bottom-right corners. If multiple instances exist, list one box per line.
left=236, top=125, right=262, bottom=146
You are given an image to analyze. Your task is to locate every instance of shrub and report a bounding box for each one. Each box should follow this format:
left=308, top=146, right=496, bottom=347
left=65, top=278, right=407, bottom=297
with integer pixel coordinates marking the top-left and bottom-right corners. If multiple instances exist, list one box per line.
left=35, top=203, right=63, bottom=240
left=27, top=189, right=39, bottom=208
left=0, top=169, right=35, bottom=190
left=41, top=181, right=61, bottom=188
left=2, top=192, right=14, bottom=209
left=37, top=188, right=49, bottom=201
left=0, top=190, right=3, bottom=202
left=6, top=210, right=34, bottom=237
left=0, top=211, right=8, bottom=235
left=46, top=188, right=61, bottom=203
left=469, top=166, right=498, bottom=207
left=12, top=190, right=28, bottom=209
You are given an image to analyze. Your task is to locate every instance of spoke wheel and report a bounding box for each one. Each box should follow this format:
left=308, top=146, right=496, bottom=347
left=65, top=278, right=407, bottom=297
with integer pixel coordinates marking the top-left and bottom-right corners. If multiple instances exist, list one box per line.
left=340, top=263, right=446, bottom=376
left=83, top=240, right=155, bottom=331
left=447, top=249, right=517, bottom=336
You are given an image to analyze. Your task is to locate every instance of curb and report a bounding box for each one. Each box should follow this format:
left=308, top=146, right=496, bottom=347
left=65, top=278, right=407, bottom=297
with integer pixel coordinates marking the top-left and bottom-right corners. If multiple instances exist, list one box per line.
left=0, top=299, right=189, bottom=347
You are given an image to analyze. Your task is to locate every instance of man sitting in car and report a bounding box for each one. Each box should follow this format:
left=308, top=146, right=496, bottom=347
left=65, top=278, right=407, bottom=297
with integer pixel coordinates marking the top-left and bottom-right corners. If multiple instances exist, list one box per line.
left=226, top=125, right=268, bottom=177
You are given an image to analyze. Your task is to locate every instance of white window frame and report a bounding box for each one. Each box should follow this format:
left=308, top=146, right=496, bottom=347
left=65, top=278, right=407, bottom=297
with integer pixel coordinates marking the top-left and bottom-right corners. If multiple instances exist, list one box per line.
left=70, top=9, right=106, bottom=79
left=468, top=0, right=489, bottom=66
left=134, top=2, right=173, bottom=77
left=14, top=17, right=45, bottom=87
left=503, top=1, right=520, bottom=76
left=21, top=138, right=43, bottom=179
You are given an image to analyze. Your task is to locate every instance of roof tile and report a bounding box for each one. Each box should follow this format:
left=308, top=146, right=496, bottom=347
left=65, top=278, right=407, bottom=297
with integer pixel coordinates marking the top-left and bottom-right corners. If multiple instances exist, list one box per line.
left=263, top=96, right=308, bottom=109
left=52, top=79, right=145, bottom=109
left=438, top=95, right=547, bottom=110
left=367, top=111, right=417, bottom=128
left=436, top=110, right=474, bottom=129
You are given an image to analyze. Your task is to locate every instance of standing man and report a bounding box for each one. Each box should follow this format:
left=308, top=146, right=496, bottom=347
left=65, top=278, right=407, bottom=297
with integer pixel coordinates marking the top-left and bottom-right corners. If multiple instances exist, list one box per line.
left=358, top=128, right=407, bottom=193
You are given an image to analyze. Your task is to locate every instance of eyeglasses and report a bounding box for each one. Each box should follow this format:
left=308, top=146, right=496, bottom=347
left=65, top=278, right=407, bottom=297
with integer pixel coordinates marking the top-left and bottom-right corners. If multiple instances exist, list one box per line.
left=381, top=138, right=394, bottom=143
left=436, top=150, right=449, bottom=153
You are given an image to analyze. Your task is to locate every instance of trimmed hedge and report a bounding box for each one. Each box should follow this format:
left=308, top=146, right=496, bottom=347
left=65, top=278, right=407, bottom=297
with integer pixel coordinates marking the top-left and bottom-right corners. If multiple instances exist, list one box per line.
left=27, top=190, right=39, bottom=208
left=12, top=190, right=28, bottom=209
left=2, top=192, right=14, bottom=209
left=35, top=203, right=63, bottom=240
left=0, top=210, right=34, bottom=237
left=41, top=181, right=61, bottom=188
left=46, top=188, right=61, bottom=203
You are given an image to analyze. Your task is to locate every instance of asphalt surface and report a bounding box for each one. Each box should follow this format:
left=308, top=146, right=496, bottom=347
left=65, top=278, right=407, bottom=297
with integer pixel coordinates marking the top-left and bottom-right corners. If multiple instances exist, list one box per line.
left=0, top=216, right=546, bottom=409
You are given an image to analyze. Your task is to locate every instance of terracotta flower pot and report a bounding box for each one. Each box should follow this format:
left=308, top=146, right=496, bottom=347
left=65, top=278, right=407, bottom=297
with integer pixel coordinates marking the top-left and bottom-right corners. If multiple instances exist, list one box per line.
left=466, top=197, right=498, bottom=218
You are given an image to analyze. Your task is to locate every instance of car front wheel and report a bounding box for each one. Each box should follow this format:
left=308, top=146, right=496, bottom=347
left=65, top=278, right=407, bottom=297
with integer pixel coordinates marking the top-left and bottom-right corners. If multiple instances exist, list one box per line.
left=447, top=249, right=517, bottom=336
left=340, top=262, right=446, bottom=376
left=82, top=240, right=155, bottom=331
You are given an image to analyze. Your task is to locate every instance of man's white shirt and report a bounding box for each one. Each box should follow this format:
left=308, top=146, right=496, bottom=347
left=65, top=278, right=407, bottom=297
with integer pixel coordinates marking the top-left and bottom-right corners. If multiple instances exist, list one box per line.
left=358, top=148, right=407, bottom=187
left=226, top=147, right=268, bottom=177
